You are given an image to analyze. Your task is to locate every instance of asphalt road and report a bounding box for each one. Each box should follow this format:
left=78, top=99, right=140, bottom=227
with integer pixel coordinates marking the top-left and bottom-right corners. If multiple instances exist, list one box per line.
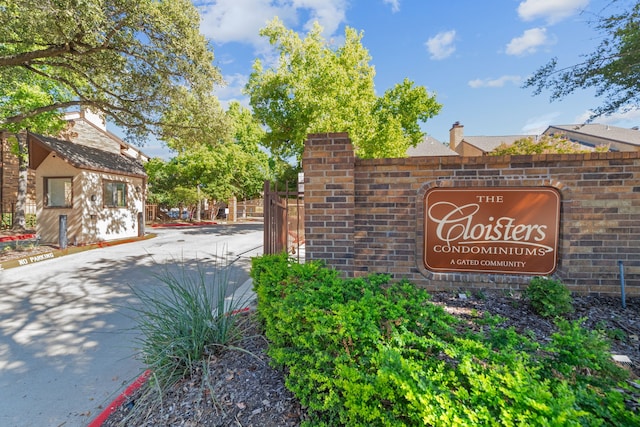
left=0, top=223, right=264, bottom=427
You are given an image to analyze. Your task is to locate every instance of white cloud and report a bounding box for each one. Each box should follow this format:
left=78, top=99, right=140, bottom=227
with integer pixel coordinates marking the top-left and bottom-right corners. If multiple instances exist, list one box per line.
left=425, top=30, right=456, bottom=60
left=383, top=0, right=400, bottom=13
left=198, top=0, right=288, bottom=45
left=291, top=0, right=348, bottom=35
left=517, top=0, right=589, bottom=24
left=575, top=107, right=640, bottom=125
left=214, top=73, right=250, bottom=106
left=521, top=112, right=562, bottom=134
left=468, top=75, right=522, bottom=88
left=505, top=27, right=554, bottom=56
left=198, top=0, right=348, bottom=46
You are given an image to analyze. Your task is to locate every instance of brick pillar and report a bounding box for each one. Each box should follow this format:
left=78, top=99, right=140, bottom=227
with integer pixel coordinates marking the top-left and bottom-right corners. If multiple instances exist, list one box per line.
left=302, top=133, right=355, bottom=276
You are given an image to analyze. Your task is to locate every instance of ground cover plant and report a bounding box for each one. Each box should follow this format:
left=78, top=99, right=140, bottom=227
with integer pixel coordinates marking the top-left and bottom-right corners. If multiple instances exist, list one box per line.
left=251, top=253, right=639, bottom=426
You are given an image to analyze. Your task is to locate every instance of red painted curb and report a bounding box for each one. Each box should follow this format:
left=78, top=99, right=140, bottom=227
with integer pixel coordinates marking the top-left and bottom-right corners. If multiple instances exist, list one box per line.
left=150, top=222, right=218, bottom=228
left=0, top=233, right=36, bottom=242
left=87, top=370, right=151, bottom=427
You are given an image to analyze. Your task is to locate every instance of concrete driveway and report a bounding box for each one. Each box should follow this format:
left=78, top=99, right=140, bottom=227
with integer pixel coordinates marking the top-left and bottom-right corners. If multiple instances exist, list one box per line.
left=0, top=223, right=264, bottom=427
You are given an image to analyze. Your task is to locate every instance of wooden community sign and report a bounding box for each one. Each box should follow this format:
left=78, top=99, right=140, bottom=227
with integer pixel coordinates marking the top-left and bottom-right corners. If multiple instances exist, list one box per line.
left=424, top=187, right=561, bottom=275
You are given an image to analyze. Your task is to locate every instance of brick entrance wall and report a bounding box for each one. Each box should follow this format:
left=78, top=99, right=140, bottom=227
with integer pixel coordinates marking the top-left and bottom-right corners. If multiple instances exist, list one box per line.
left=303, top=133, right=640, bottom=296
left=303, top=133, right=356, bottom=274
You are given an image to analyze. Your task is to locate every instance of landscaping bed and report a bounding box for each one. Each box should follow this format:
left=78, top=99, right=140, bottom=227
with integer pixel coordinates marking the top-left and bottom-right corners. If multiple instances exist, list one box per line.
left=103, top=255, right=640, bottom=426
left=0, top=231, right=57, bottom=263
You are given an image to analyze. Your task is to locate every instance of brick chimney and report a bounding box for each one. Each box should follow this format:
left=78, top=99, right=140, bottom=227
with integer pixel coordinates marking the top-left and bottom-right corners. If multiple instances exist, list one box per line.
left=449, top=121, right=463, bottom=152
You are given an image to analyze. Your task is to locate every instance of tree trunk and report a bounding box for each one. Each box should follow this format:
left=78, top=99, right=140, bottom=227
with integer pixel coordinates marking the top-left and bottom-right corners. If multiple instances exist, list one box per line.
left=12, top=132, right=28, bottom=232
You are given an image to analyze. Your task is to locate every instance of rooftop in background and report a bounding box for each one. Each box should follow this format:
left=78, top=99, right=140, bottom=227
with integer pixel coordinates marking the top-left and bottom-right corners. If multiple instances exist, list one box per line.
left=544, top=124, right=640, bottom=152
left=406, top=135, right=457, bottom=157
left=445, top=121, right=640, bottom=156
left=64, top=109, right=149, bottom=162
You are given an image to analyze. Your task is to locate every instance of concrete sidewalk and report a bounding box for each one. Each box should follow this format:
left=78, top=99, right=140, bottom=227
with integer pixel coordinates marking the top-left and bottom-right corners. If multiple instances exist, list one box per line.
left=89, top=244, right=306, bottom=426
left=0, top=224, right=265, bottom=427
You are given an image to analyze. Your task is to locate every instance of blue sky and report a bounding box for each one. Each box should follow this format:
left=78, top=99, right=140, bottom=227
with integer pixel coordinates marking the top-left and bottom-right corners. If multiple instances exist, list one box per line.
left=143, top=0, right=640, bottom=157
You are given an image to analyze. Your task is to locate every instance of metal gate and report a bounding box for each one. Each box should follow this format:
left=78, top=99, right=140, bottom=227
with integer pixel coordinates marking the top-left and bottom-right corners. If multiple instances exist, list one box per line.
left=263, top=180, right=304, bottom=260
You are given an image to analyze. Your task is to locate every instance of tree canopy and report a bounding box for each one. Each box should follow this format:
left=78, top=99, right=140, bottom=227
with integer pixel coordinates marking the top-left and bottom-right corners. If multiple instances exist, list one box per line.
left=0, top=0, right=227, bottom=143
left=146, top=143, right=267, bottom=208
left=524, top=1, right=640, bottom=120
left=489, top=134, right=609, bottom=156
left=146, top=102, right=270, bottom=209
left=245, top=18, right=442, bottom=161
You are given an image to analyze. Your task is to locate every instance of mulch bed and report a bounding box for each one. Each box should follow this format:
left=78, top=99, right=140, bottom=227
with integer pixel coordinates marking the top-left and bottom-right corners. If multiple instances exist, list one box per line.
left=101, top=290, right=640, bottom=426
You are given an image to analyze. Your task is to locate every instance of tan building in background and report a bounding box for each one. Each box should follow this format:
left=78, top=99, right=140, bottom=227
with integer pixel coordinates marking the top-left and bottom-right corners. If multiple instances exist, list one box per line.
left=448, top=121, right=528, bottom=156
left=543, top=124, right=640, bottom=152
left=447, top=121, right=640, bottom=156
left=0, top=108, right=149, bottom=240
left=28, top=133, right=147, bottom=245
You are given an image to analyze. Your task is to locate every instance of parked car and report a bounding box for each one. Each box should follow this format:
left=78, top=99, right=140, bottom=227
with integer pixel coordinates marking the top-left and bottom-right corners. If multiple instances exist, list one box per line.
left=167, top=208, right=190, bottom=219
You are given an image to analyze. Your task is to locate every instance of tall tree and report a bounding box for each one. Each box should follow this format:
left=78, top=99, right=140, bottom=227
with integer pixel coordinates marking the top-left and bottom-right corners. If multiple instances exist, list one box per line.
left=1, top=75, right=69, bottom=230
left=225, top=101, right=272, bottom=193
left=245, top=18, right=442, bottom=161
left=1, top=0, right=228, bottom=229
left=524, top=1, right=640, bottom=120
left=0, top=0, right=225, bottom=141
left=146, top=102, right=270, bottom=219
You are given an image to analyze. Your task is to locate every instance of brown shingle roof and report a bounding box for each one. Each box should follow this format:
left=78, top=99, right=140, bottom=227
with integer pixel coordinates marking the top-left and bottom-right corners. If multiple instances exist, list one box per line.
left=28, top=132, right=146, bottom=178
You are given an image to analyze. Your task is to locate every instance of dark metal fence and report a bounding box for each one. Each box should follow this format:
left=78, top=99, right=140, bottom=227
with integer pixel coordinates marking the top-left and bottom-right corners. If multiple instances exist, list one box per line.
left=1, top=201, right=37, bottom=229
left=263, top=180, right=304, bottom=261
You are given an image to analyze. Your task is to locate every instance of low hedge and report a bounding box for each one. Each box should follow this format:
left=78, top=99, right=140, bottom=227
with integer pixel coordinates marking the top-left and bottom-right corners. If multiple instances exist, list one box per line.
left=250, top=253, right=638, bottom=426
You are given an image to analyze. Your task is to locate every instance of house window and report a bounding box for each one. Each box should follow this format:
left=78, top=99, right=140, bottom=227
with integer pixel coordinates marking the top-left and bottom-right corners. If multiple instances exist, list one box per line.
left=103, top=180, right=127, bottom=207
left=44, top=177, right=73, bottom=208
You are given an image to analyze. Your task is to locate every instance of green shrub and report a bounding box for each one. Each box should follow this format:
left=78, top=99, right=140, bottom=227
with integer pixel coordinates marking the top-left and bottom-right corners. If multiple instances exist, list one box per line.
left=524, top=276, right=573, bottom=318
left=250, top=254, right=639, bottom=426
left=544, top=318, right=627, bottom=384
left=131, top=258, right=250, bottom=389
left=0, top=213, right=36, bottom=229
left=1, top=213, right=11, bottom=228
left=25, top=213, right=36, bottom=228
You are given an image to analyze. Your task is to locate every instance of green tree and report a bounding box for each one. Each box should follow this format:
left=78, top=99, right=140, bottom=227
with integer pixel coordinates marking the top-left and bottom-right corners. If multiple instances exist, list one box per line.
left=489, top=134, right=609, bottom=156
left=160, top=89, right=229, bottom=154
left=147, top=101, right=270, bottom=221
left=369, top=78, right=442, bottom=158
left=146, top=143, right=268, bottom=220
left=0, top=0, right=225, bottom=141
left=1, top=75, right=70, bottom=230
left=225, top=101, right=267, bottom=153
left=524, top=1, right=640, bottom=120
left=1, top=0, right=228, bottom=229
left=245, top=18, right=441, bottom=161
left=225, top=101, right=271, bottom=197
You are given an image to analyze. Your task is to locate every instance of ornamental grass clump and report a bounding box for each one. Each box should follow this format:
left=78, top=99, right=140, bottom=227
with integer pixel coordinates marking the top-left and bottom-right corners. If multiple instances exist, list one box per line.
left=130, top=257, right=250, bottom=390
